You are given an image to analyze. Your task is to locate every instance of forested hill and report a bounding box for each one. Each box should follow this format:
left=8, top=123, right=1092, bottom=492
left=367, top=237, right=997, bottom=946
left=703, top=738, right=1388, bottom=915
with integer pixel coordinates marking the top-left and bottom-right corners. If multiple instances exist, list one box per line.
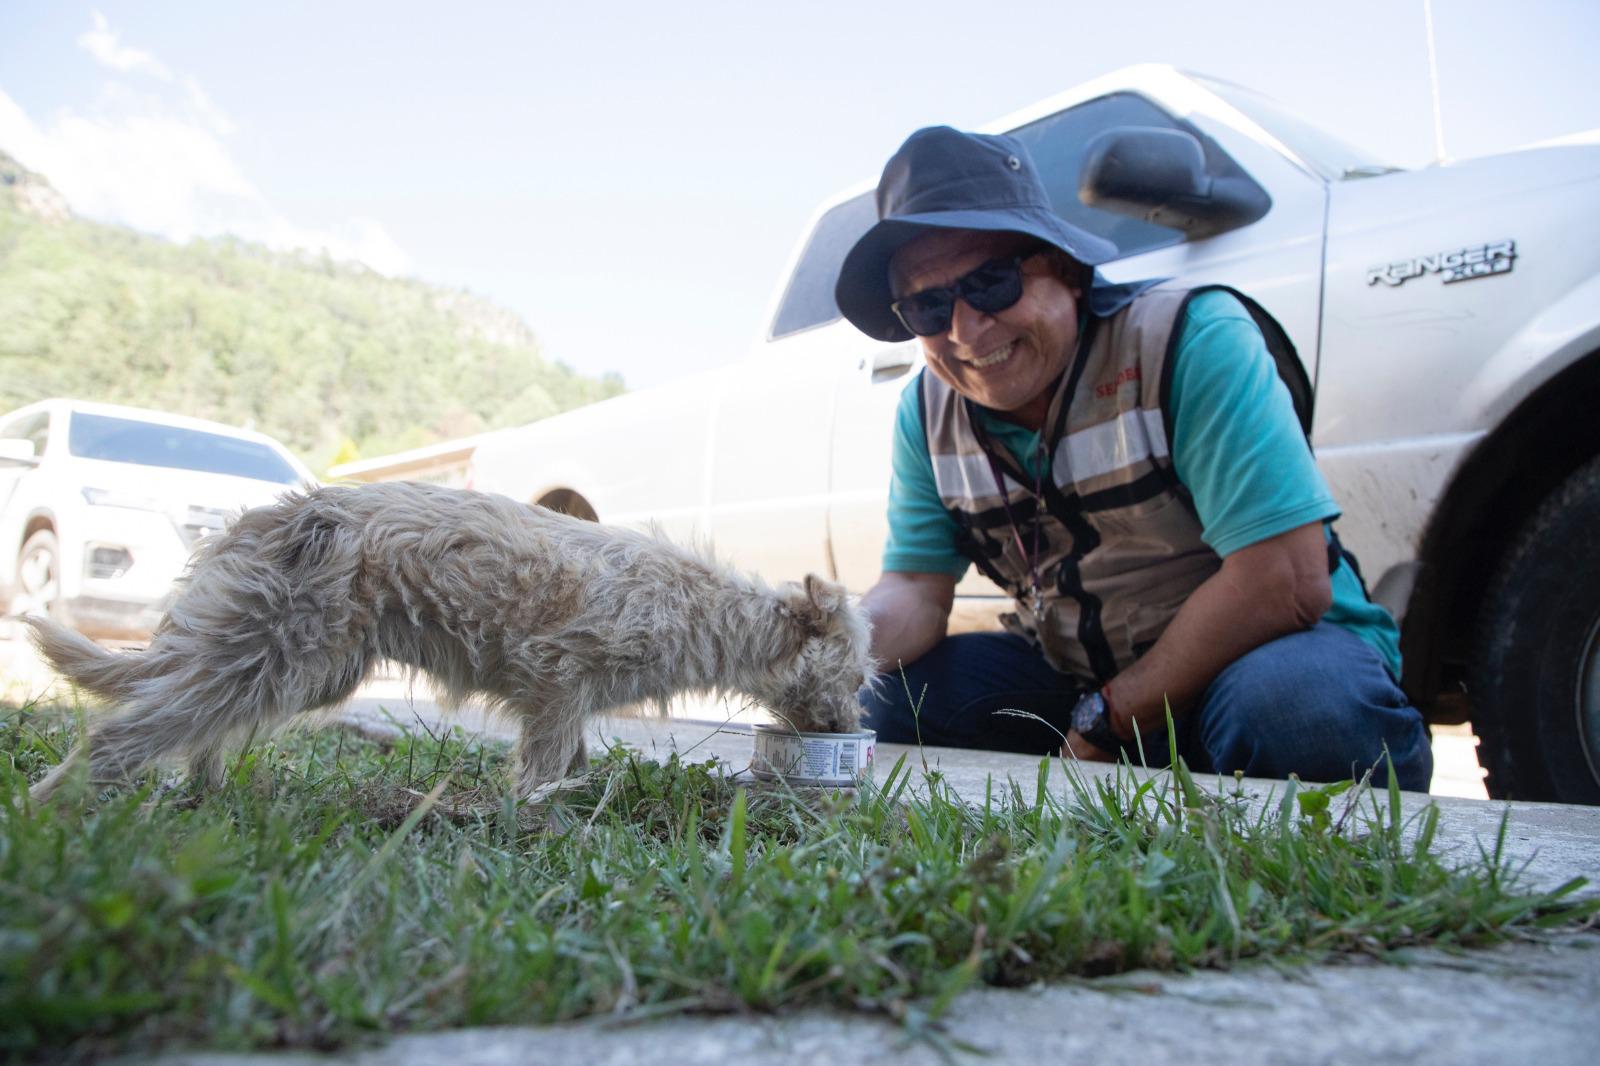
left=0, top=150, right=624, bottom=473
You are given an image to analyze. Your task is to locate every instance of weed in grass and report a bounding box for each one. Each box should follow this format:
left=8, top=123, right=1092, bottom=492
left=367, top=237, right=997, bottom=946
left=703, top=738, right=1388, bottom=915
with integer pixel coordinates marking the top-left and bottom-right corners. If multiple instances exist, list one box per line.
left=0, top=703, right=1594, bottom=1060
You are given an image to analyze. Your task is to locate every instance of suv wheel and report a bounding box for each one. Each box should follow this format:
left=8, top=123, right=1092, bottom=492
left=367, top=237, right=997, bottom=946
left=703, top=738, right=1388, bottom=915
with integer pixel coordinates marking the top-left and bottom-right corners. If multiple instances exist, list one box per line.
left=1472, top=456, right=1600, bottom=803
left=12, top=528, right=64, bottom=623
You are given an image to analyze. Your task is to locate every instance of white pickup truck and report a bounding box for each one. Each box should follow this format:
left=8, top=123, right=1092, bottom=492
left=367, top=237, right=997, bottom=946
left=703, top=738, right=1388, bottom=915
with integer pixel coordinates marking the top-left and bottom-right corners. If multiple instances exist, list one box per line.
left=470, top=65, right=1600, bottom=804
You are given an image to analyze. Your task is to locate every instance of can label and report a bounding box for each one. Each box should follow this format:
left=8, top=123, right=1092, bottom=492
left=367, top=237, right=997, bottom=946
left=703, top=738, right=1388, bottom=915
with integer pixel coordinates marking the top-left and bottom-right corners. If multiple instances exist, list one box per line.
left=751, top=728, right=875, bottom=786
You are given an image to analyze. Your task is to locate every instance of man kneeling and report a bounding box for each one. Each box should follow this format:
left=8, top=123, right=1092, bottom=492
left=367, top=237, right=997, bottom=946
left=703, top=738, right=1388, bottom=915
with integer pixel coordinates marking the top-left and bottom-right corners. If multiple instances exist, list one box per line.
left=835, top=126, right=1431, bottom=791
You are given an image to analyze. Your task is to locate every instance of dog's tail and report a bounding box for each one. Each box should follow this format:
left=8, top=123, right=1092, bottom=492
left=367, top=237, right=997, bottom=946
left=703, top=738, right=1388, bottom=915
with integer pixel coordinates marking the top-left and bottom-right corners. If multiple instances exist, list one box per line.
left=20, top=615, right=179, bottom=801
left=22, top=616, right=157, bottom=704
left=22, top=612, right=253, bottom=800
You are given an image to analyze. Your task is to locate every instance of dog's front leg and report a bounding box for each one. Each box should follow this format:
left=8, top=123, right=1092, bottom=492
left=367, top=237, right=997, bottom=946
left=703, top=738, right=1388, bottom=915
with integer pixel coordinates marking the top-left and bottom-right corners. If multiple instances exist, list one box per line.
left=513, top=707, right=589, bottom=799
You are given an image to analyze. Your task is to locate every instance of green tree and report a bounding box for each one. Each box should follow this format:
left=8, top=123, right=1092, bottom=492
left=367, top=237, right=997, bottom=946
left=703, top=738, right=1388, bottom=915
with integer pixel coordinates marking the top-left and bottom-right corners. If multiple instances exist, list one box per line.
left=0, top=152, right=626, bottom=475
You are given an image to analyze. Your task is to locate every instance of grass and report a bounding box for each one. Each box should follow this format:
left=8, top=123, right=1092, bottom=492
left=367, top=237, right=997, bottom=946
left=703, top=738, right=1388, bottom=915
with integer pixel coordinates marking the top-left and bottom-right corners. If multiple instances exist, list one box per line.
left=1, top=701, right=1595, bottom=1061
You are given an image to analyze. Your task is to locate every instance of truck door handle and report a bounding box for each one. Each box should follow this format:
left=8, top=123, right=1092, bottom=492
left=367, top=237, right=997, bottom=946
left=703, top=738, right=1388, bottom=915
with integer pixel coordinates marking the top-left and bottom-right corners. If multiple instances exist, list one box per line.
left=867, top=349, right=916, bottom=383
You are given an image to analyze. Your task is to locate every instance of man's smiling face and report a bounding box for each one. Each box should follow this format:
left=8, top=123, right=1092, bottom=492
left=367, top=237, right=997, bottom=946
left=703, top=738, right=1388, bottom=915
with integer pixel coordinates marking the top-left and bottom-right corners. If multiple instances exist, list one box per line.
left=890, top=229, right=1082, bottom=431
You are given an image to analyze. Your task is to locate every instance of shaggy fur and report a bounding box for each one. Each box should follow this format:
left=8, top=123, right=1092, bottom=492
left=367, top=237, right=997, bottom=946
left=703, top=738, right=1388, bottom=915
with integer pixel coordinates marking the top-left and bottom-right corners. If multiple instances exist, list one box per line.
left=26, top=481, right=875, bottom=800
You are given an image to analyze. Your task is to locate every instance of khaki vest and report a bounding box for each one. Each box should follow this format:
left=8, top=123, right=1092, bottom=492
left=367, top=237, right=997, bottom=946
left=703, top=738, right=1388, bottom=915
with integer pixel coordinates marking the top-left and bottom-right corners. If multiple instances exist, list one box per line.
left=924, top=285, right=1262, bottom=682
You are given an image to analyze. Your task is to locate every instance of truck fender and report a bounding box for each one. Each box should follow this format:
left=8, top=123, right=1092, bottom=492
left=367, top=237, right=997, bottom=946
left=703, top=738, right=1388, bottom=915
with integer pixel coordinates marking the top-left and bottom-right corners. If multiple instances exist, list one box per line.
left=1459, top=271, right=1600, bottom=429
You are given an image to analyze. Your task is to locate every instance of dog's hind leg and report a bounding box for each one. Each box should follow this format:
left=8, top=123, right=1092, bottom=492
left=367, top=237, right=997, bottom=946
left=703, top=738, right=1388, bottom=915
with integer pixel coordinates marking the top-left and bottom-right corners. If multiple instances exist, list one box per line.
left=28, top=747, right=86, bottom=802
left=185, top=646, right=377, bottom=790
left=513, top=707, right=589, bottom=799
left=60, top=666, right=270, bottom=798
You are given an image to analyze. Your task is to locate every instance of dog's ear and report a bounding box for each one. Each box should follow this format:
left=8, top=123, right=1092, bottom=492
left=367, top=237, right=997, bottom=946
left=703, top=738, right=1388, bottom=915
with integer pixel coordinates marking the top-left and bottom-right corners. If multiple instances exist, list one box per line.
left=804, top=573, right=847, bottom=616
left=782, top=573, right=849, bottom=638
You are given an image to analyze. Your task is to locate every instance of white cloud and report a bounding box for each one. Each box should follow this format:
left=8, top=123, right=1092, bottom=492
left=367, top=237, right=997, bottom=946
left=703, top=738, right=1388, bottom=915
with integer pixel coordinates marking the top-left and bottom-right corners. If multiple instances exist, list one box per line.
left=0, top=89, right=48, bottom=167
left=0, top=13, right=408, bottom=276
left=181, top=76, right=234, bottom=137
left=77, top=10, right=172, bottom=81
left=41, top=109, right=259, bottom=241
left=255, top=215, right=414, bottom=277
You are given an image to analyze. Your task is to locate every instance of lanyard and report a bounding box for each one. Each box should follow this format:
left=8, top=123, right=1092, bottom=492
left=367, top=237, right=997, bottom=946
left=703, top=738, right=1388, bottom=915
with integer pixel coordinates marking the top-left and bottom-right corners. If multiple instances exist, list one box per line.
left=982, top=440, right=1048, bottom=620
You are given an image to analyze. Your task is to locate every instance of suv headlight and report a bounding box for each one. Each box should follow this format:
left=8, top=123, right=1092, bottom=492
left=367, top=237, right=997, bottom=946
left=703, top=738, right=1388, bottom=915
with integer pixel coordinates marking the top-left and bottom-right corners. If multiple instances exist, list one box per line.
left=81, top=487, right=168, bottom=512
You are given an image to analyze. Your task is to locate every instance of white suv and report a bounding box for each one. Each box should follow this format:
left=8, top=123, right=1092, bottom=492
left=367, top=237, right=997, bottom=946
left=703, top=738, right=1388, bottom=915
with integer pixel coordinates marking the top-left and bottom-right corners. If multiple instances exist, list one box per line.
left=0, top=399, right=314, bottom=640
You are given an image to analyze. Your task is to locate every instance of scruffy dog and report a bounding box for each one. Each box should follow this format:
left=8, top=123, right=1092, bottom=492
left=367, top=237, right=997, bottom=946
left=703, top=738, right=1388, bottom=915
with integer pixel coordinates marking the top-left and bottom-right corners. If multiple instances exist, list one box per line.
left=26, top=481, right=875, bottom=801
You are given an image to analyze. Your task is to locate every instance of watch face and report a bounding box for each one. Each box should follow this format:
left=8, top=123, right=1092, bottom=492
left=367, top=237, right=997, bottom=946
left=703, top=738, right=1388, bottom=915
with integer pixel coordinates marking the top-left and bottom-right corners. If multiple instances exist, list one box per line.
left=1072, top=693, right=1102, bottom=734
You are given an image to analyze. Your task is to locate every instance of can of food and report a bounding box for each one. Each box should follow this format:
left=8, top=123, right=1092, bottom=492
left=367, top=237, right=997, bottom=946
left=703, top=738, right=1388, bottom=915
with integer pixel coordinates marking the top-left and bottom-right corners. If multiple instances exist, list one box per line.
left=750, top=725, right=876, bottom=788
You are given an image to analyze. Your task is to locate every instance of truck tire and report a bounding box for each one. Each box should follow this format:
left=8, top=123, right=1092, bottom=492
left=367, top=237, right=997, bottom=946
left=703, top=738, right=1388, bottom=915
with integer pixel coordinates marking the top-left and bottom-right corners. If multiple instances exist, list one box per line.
left=1472, top=455, right=1600, bottom=804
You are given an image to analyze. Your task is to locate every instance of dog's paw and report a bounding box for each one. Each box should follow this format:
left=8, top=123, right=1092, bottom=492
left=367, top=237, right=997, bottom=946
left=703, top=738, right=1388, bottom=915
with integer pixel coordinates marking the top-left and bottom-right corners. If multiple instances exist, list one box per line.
left=520, top=771, right=591, bottom=805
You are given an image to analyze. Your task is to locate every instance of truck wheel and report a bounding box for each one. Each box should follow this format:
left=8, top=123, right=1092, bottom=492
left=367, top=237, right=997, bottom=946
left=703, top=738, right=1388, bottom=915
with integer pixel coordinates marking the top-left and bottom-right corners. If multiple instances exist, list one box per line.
left=12, top=528, right=65, bottom=623
left=1472, top=455, right=1600, bottom=803
left=536, top=489, right=598, bottom=522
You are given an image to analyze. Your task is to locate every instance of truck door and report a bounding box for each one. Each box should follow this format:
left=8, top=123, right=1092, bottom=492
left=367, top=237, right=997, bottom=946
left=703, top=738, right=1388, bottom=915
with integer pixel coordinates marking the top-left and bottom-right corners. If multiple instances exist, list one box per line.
left=703, top=196, right=879, bottom=581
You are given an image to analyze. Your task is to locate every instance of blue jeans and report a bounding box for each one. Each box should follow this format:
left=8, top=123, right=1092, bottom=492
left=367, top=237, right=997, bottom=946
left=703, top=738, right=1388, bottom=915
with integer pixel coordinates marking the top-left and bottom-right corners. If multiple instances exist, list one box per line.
left=860, top=622, right=1433, bottom=792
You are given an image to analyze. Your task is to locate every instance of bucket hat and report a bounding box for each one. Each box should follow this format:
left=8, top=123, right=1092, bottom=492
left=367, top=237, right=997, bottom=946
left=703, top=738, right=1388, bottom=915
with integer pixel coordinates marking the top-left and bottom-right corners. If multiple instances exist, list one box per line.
left=835, top=126, right=1120, bottom=343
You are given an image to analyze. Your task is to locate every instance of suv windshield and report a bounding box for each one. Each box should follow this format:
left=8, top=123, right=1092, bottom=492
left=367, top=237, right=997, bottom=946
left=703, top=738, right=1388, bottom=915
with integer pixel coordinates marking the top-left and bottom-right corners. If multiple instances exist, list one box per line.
left=68, top=413, right=302, bottom=484
left=1190, top=75, right=1397, bottom=178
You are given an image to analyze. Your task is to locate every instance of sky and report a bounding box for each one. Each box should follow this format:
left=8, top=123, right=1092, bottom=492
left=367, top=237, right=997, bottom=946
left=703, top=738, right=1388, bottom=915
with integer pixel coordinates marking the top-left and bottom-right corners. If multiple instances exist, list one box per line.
left=2, top=1, right=1597, bottom=391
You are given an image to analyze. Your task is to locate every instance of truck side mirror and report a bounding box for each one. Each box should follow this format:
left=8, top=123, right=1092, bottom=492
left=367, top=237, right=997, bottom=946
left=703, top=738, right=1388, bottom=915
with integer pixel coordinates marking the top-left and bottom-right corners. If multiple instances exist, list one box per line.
left=1079, top=126, right=1270, bottom=238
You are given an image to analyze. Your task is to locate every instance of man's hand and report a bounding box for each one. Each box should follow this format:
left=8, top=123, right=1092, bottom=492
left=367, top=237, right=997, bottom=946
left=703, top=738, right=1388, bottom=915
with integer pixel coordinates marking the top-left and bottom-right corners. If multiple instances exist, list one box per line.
left=1103, top=520, right=1332, bottom=740
left=1061, top=729, right=1117, bottom=762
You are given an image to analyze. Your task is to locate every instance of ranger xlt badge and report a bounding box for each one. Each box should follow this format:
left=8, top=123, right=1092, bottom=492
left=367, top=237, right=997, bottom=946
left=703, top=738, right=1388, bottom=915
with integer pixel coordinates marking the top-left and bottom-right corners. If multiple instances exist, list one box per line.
left=1367, top=240, right=1516, bottom=287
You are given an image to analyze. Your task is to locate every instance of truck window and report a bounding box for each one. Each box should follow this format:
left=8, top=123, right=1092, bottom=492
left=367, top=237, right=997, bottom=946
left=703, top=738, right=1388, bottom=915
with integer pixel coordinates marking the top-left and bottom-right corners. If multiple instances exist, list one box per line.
left=1189, top=75, right=1393, bottom=179
left=769, top=92, right=1191, bottom=341
left=769, top=192, right=878, bottom=341
left=1009, top=92, right=1187, bottom=257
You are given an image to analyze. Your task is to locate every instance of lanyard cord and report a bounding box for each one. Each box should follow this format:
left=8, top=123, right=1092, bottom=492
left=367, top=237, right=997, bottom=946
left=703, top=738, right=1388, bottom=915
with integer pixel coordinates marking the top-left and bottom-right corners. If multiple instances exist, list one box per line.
left=982, top=441, right=1047, bottom=614
left=969, top=316, right=1095, bottom=617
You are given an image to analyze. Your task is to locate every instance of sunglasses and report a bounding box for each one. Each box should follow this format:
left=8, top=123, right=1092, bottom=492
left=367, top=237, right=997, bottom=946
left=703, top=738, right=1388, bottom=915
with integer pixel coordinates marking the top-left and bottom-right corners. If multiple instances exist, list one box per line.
left=890, top=254, right=1031, bottom=337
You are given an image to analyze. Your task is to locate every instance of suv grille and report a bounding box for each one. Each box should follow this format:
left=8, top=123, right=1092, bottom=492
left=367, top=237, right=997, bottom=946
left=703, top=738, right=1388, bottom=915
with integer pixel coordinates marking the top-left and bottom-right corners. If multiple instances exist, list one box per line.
left=177, top=506, right=230, bottom=549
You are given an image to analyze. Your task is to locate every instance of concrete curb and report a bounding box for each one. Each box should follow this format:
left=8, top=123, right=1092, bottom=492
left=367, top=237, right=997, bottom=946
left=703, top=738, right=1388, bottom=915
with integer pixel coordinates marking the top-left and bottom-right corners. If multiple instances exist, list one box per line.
left=151, top=934, right=1600, bottom=1066
left=337, top=702, right=1600, bottom=895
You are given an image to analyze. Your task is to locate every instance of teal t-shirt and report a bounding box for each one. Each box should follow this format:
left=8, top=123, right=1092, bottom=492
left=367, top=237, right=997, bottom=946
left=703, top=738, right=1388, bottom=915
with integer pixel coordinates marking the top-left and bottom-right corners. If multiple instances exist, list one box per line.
left=881, top=290, right=1402, bottom=677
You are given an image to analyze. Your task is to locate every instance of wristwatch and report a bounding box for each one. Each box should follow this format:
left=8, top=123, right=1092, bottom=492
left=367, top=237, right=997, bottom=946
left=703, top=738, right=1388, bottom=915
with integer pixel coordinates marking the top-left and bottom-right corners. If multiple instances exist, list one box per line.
left=1069, top=689, right=1121, bottom=753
